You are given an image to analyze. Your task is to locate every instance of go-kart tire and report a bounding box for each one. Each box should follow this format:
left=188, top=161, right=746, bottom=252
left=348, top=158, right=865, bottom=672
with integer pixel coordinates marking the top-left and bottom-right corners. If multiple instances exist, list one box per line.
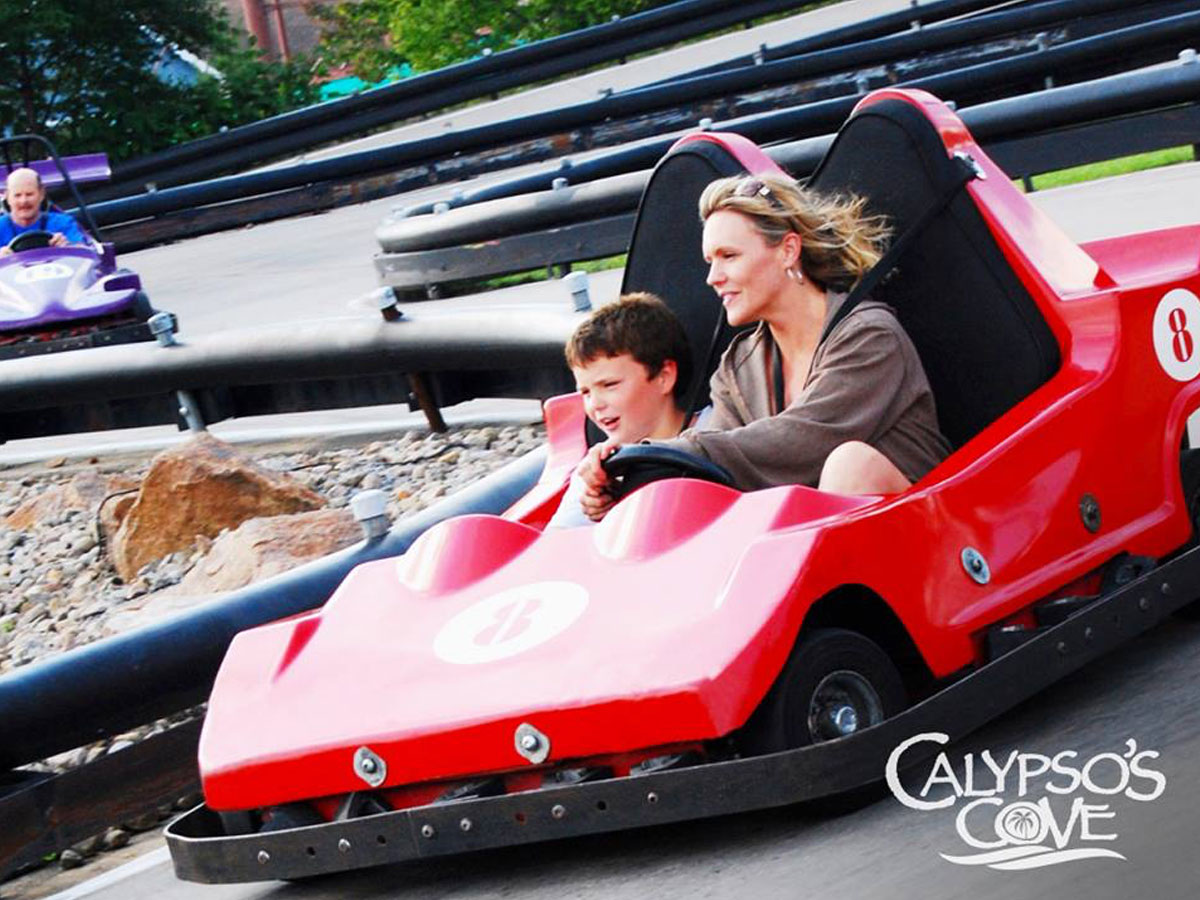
left=738, top=627, right=906, bottom=755
left=1174, top=448, right=1200, bottom=620
left=131, top=290, right=155, bottom=322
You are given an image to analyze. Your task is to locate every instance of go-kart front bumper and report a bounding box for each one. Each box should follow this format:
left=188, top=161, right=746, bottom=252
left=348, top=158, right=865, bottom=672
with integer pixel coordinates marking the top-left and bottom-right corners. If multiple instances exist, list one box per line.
left=166, top=543, right=1200, bottom=884
left=0, top=314, right=173, bottom=361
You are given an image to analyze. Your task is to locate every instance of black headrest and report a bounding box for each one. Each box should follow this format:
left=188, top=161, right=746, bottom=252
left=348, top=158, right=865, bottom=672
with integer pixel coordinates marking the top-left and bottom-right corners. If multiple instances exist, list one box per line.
left=807, top=99, right=1061, bottom=448
left=622, top=138, right=768, bottom=414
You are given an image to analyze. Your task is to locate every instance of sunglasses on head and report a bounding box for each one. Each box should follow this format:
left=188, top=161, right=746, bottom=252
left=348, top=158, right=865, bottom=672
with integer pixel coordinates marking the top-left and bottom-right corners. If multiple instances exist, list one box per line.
left=733, top=177, right=784, bottom=208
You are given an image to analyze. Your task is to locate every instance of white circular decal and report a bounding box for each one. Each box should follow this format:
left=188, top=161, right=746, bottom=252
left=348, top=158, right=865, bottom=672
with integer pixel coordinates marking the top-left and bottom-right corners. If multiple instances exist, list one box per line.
left=433, top=581, right=588, bottom=665
left=14, top=262, right=72, bottom=284
left=1153, top=288, right=1200, bottom=382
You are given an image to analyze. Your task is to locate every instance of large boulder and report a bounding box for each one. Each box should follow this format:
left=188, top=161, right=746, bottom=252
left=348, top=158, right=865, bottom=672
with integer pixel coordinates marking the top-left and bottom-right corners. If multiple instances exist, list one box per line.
left=108, top=433, right=324, bottom=582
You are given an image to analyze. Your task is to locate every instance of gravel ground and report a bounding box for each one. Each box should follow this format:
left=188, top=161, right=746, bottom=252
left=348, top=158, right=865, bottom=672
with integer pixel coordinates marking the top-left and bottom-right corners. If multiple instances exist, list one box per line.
left=0, top=422, right=545, bottom=885
left=0, top=422, right=544, bottom=678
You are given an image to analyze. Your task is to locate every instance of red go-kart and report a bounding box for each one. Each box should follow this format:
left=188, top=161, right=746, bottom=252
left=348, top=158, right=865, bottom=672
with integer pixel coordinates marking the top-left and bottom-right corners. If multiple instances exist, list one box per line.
left=166, top=89, right=1200, bottom=882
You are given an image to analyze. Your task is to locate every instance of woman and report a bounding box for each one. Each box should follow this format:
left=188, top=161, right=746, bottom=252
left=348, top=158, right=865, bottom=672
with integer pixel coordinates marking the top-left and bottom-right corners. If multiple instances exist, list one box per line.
left=578, top=172, right=951, bottom=521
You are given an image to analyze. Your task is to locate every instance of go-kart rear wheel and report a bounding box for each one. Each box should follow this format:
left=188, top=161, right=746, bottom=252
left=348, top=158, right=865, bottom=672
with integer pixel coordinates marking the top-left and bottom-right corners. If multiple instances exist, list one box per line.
left=1174, top=447, right=1200, bottom=620
left=131, top=290, right=154, bottom=322
left=738, top=627, right=906, bottom=755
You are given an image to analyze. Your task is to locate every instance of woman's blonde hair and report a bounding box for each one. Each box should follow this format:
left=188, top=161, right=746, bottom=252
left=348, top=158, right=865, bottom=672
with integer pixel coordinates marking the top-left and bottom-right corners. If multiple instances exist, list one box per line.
left=699, top=173, right=891, bottom=291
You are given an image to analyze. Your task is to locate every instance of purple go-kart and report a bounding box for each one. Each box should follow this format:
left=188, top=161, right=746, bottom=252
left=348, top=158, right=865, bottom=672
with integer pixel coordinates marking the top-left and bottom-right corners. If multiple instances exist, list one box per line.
left=0, top=135, right=174, bottom=360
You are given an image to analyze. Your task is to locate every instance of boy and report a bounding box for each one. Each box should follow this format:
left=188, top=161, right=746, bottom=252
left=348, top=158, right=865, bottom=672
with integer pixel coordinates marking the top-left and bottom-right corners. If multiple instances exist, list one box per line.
left=547, top=292, right=696, bottom=528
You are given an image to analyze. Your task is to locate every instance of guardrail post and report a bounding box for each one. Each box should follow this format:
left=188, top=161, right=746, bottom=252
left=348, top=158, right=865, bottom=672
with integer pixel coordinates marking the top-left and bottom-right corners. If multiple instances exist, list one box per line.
left=1038, top=32, right=1054, bottom=90
left=1183, top=49, right=1200, bottom=162
left=408, top=374, right=447, bottom=433
left=177, top=391, right=207, bottom=432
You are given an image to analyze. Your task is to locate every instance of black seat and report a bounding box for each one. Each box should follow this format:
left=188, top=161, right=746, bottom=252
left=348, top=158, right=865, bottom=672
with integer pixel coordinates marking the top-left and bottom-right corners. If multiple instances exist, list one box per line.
left=806, top=98, right=1061, bottom=449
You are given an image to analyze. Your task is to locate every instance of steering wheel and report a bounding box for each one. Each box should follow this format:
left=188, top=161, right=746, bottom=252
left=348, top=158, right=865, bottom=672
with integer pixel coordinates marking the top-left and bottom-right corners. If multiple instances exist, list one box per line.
left=7, top=230, right=54, bottom=253
left=601, top=444, right=735, bottom=501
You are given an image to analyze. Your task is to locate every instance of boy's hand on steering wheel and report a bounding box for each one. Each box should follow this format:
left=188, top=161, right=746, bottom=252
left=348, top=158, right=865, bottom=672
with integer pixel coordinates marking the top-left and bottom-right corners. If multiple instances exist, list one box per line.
left=577, top=439, right=622, bottom=522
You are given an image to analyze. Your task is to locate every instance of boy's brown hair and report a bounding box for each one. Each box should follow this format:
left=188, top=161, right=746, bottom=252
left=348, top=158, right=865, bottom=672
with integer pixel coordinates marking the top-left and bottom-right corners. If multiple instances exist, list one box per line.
left=564, top=292, right=693, bottom=407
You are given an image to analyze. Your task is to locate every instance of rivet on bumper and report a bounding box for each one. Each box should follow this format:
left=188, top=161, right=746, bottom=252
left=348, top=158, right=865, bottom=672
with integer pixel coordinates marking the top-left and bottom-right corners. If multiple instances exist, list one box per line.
left=353, top=746, right=387, bottom=787
left=514, top=722, right=551, bottom=764
left=961, top=547, right=991, bottom=585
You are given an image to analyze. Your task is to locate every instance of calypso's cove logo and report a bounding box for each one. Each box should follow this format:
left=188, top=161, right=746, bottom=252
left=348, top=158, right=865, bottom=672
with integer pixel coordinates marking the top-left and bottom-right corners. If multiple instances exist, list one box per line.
left=886, top=733, right=1166, bottom=870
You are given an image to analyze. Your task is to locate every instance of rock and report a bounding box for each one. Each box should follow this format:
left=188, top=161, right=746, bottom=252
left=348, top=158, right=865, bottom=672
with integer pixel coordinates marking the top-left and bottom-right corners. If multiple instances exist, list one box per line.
left=125, top=811, right=161, bottom=832
left=108, top=434, right=325, bottom=581
left=167, top=507, right=361, bottom=597
left=59, top=848, right=85, bottom=869
left=4, top=470, right=139, bottom=531
left=99, top=493, right=136, bottom=544
left=101, top=827, right=130, bottom=850
left=103, top=508, right=362, bottom=634
left=74, top=834, right=103, bottom=857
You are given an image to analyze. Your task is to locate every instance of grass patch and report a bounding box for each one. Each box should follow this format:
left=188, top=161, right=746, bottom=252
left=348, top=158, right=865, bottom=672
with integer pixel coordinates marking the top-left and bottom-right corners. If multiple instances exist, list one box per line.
left=1027, top=146, right=1196, bottom=191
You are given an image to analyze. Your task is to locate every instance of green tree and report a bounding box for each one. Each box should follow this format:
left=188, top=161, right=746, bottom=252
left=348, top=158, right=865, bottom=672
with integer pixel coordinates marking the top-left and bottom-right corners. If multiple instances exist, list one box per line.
left=310, top=0, right=670, bottom=78
left=0, top=0, right=320, bottom=161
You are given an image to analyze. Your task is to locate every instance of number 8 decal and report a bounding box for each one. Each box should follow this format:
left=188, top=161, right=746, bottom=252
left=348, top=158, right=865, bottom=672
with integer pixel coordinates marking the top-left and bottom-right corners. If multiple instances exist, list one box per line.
left=1154, top=289, right=1200, bottom=382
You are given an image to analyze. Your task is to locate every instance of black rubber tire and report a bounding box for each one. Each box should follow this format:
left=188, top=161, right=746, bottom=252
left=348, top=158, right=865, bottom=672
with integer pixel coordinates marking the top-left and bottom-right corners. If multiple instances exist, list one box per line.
left=739, top=627, right=906, bottom=755
left=1174, top=448, right=1200, bottom=620
left=130, top=289, right=155, bottom=322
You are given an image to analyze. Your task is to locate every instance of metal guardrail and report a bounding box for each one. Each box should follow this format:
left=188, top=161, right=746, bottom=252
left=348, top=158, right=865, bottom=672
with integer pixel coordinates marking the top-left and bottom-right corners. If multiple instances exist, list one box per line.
left=94, top=2, right=1200, bottom=253
left=0, top=310, right=577, bottom=442
left=89, top=0, right=860, bottom=202
left=371, top=57, right=1200, bottom=294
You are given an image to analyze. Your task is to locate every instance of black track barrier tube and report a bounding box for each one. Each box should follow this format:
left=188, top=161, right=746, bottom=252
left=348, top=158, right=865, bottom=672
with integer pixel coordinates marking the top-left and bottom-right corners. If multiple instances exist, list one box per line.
left=0, top=309, right=576, bottom=412
left=652, top=0, right=1024, bottom=84
left=387, top=7, right=1200, bottom=221
left=94, top=0, right=831, bottom=199
left=87, top=7, right=1200, bottom=230
left=376, top=171, right=649, bottom=252
left=626, top=0, right=1185, bottom=103
left=0, top=447, right=546, bottom=771
left=391, top=28, right=1200, bottom=232
left=93, top=0, right=1072, bottom=203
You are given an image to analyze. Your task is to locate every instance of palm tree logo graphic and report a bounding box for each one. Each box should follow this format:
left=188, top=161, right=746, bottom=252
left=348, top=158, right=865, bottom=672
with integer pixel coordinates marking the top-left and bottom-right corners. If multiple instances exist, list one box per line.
left=1000, top=802, right=1044, bottom=843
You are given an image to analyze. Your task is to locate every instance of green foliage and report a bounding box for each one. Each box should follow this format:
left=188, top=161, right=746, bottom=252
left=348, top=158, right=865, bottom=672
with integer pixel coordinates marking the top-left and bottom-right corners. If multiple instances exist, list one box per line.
left=0, top=0, right=320, bottom=161
left=311, top=0, right=670, bottom=77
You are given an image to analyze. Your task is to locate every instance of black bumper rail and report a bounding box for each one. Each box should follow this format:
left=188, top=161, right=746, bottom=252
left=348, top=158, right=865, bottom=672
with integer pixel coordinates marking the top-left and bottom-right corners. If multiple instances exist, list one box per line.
left=0, top=315, right=173, bottom=361
left=166, top=542, right=1200, bottom=883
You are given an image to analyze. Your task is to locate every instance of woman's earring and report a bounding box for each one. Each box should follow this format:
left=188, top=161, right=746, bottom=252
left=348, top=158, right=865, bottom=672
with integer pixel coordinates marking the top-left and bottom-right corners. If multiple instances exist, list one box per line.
left=786, top=266, right=804, bottom=283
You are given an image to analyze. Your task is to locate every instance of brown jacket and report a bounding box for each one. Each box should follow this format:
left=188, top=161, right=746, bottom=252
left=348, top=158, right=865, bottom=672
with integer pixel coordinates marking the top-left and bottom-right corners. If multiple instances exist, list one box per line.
left=660, top=294, right=951, bottom=490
